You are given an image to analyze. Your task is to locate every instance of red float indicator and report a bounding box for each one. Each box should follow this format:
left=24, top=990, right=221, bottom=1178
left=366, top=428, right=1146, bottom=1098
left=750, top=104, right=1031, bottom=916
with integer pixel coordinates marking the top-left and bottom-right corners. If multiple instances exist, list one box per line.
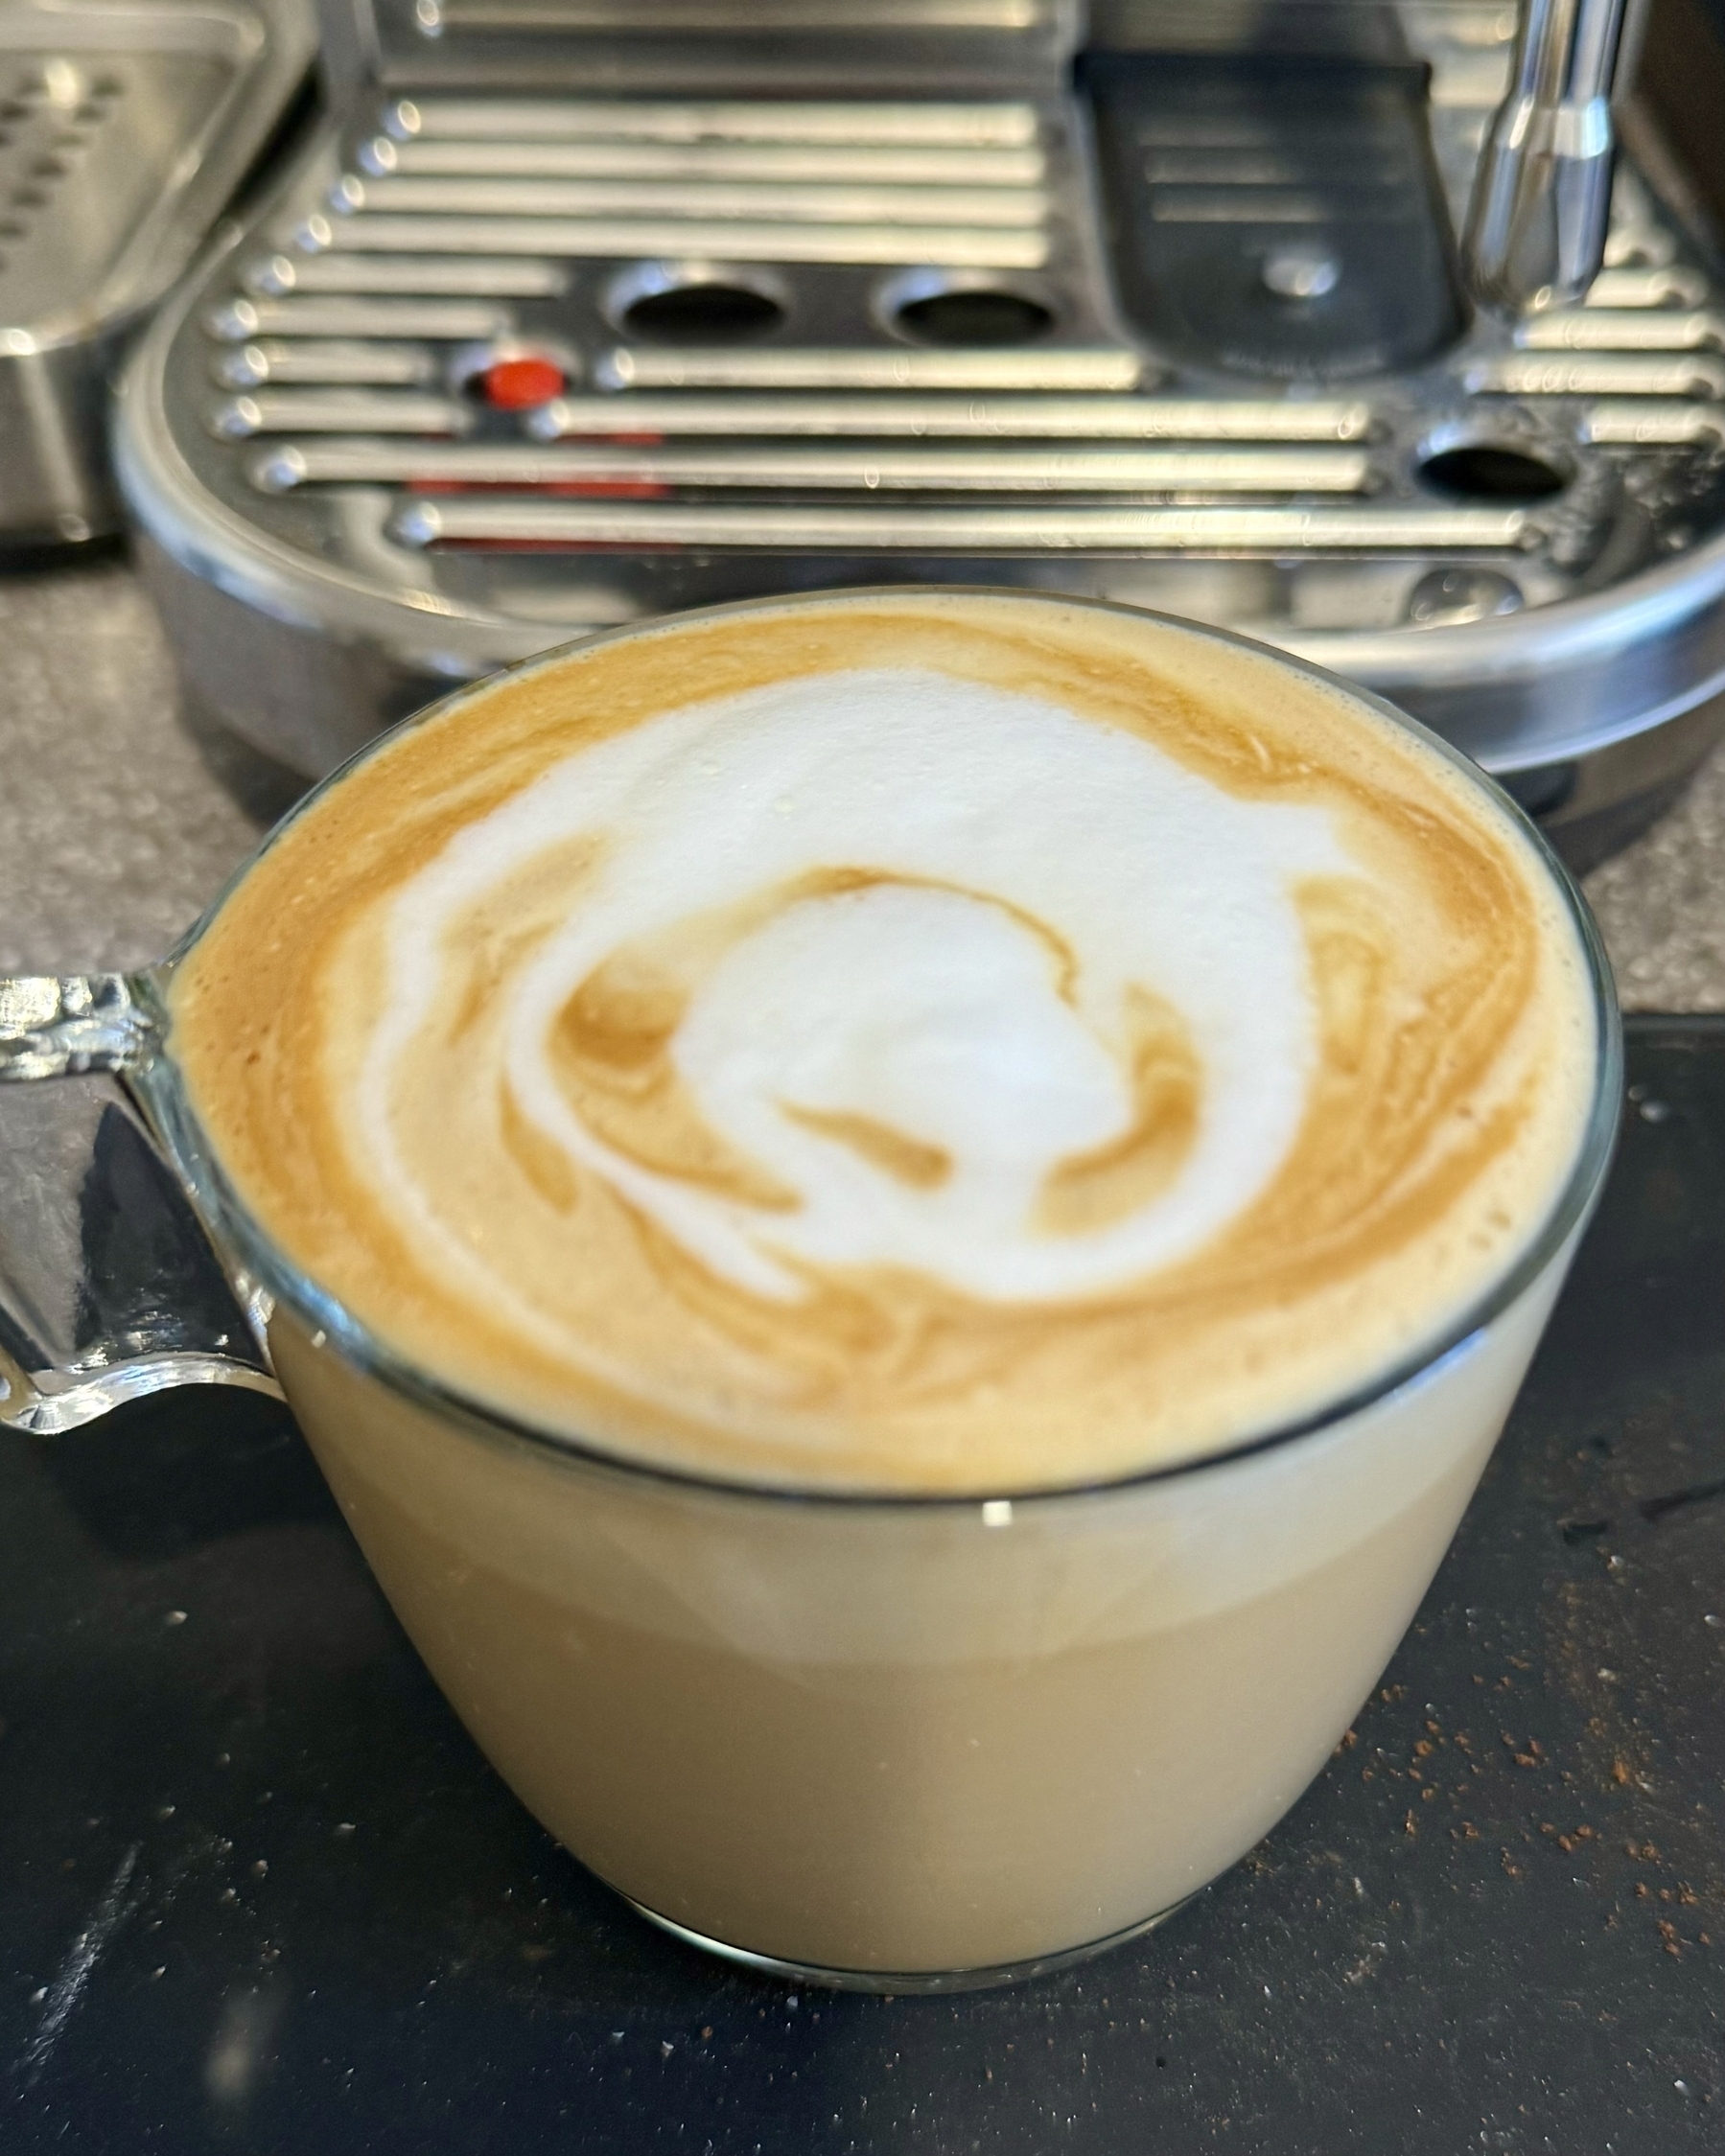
left=478, top=357, right=566, bottom=410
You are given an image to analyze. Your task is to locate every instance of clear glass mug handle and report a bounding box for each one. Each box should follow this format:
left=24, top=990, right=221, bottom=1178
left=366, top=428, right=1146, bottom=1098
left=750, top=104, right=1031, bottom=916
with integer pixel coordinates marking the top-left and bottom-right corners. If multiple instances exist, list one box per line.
left=0, top=975, right=281, bottom=1433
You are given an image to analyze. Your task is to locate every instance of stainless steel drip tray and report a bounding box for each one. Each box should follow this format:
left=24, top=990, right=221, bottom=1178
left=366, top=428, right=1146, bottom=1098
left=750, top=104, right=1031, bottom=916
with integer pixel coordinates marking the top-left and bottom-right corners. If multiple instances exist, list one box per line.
left=0, top=0, right=311, bottom=544
left=116, top=65, right=1725, bottom=865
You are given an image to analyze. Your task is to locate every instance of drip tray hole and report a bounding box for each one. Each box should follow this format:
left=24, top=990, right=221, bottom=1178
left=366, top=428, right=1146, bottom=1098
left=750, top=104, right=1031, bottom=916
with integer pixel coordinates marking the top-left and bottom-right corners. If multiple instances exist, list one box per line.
left=892, top=289, right=1055, bottom=347
left=1417, top=443, right=1568, bottom=500
left=618, top=282, right=784, bottom=344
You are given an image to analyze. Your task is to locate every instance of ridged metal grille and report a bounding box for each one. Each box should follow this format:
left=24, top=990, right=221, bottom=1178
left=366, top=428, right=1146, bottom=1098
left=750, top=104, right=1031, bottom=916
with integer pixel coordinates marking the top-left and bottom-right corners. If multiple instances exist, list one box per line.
left=112, top=0, right=1725, bottom=814
left=168, top=23, right=1725, bottom=629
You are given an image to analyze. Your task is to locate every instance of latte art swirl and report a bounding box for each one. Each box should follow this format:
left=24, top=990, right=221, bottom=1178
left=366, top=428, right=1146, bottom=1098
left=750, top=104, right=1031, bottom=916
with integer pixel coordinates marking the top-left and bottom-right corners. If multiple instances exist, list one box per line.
left=368, top=670, right=1341, bottom=1311
left=170, top=593, right=1597, bottom=1490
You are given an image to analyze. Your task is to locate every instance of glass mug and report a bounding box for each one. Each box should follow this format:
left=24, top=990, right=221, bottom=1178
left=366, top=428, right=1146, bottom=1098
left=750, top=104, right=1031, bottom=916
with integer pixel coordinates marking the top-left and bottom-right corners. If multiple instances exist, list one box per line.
left=0, top=593, right=1620, bottom=1992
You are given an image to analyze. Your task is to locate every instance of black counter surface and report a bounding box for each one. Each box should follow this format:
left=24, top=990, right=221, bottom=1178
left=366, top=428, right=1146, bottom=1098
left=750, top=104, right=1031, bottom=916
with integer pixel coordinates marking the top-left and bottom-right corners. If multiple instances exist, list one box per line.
left=3, top=1015, right=1723, bottom=2156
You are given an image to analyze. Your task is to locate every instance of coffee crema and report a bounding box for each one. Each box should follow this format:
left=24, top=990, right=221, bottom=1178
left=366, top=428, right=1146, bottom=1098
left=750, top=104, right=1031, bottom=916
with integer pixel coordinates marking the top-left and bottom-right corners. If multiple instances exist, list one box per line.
left=169, top=593, right=1597, bottom=1492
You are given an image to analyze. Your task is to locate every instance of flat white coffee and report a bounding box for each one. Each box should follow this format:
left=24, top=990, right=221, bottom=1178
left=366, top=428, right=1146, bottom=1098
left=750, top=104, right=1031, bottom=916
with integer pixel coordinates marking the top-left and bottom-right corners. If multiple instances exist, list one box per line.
left=170, top=592, right=1598, bottom=1491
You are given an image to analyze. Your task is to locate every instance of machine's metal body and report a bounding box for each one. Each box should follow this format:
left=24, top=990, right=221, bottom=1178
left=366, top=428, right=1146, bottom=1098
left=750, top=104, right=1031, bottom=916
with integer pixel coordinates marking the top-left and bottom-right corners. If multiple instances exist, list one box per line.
left=116, top=0, right=1725, bottom=862
left=0, top=0, right=313, bottom=544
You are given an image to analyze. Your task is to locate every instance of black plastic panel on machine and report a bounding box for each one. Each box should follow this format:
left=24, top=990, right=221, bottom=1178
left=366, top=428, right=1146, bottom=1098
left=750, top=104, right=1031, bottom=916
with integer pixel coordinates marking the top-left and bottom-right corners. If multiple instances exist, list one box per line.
left=1084, top=54, right=1466, bottom=380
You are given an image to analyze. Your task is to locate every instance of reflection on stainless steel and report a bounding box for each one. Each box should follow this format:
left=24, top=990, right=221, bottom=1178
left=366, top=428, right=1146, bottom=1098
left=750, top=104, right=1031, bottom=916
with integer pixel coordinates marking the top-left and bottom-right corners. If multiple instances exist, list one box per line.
left=287, top=80, right=1061, bottom=385
left=0, top=0, right=313, bottom=541
left=1518, top=308, right=1725, bottom=350
left=215, top=339, right=438, bottom=387
left=212, top=390, right=472, bottom=436
left=112, top=1, right=1725, bottom=870
left=1603, top=218, right=1675, bottom=267
left=319, top=214, right=1051, bottom=268
left=598, top=349, right=1143, bottom=391
left=368, top=135, right=1047, bottom=184
left=532, top=394, right=1374, bottom=440
left=0, top=975, right=152, bottom=1081
left=385, top=97, right=1040, bottom=147
left=250, top=440, right=1375, bottom=493
left=1581, top=400, right=1725, bottom=445
left=422, top=0, right=1053, bottom=28
left=245, top=251, right=569, bottom=296
left=1470, top=351, right=1725, bottom=396
left=391, top=497, right=1528, bottom=550
left=1585, top=265, right=1709, bottom=308
left=208, top=294, right=517, bottom=339
left=340, top=174, right=1050, bottom=226
left=1462, top=0, right=1636, bottom=310
left=0, top=981, right=281, bottom=1434
left=1404, top=566, right=1525, bottom=626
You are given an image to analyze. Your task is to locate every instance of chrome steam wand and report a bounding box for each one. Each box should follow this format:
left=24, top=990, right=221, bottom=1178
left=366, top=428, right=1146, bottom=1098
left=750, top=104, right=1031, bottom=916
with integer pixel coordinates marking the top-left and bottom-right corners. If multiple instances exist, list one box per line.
left=1463, top=0, right=1646, bottom=312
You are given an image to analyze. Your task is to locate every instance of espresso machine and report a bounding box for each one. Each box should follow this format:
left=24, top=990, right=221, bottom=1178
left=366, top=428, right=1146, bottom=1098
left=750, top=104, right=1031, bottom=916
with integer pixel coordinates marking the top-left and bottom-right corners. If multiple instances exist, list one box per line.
left=113, top=0, right=1725, bottom=865
left=0, top=0, right=312, bottom=544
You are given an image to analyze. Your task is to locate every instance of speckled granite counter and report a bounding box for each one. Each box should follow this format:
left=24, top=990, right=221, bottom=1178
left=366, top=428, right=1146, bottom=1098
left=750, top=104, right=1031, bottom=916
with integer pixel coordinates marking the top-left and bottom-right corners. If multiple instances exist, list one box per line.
left=2, top=553, right=1723, bottom=1004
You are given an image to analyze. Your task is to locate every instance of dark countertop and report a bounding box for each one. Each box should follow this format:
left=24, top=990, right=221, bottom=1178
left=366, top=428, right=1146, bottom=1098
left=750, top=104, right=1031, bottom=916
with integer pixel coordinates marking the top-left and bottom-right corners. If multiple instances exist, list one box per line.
left=0, top=553, right=1724, bottom=1008
left=2, top=1016, right=1723, bottom=2155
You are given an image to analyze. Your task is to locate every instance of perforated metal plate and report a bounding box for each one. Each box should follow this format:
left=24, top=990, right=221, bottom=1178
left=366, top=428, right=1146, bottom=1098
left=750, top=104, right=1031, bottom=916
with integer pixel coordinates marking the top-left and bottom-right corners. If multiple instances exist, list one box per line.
left=0, top=2, right=290, bottom=340
left=0, top=0, right=311, bottom=541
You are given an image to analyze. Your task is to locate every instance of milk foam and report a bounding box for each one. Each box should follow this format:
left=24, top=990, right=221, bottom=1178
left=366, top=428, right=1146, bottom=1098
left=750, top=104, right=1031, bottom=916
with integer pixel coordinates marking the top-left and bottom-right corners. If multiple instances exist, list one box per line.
left=362, top=668, right=1346, bottom=1316
left=168, top=591, right=1598, bottom=1491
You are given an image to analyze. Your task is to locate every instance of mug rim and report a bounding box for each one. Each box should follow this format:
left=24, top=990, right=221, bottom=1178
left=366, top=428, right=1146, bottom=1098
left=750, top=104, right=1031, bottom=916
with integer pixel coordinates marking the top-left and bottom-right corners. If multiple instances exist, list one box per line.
left=140, top=583, right=1625, bottom=1511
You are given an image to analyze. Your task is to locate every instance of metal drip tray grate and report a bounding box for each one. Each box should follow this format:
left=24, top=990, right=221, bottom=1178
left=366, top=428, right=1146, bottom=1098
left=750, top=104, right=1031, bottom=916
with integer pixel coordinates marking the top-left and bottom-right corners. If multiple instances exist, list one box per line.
left=317, top=94, right=1058, bottom=269
left=173, top=87, right=1725, bottom=592
left=116, top=9, right=1725, bottom=863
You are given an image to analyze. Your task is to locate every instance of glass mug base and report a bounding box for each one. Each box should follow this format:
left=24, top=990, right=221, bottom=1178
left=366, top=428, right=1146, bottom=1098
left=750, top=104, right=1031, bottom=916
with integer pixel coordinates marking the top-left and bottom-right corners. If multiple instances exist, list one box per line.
left=620, top=1889, right=1202, bottom=1995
